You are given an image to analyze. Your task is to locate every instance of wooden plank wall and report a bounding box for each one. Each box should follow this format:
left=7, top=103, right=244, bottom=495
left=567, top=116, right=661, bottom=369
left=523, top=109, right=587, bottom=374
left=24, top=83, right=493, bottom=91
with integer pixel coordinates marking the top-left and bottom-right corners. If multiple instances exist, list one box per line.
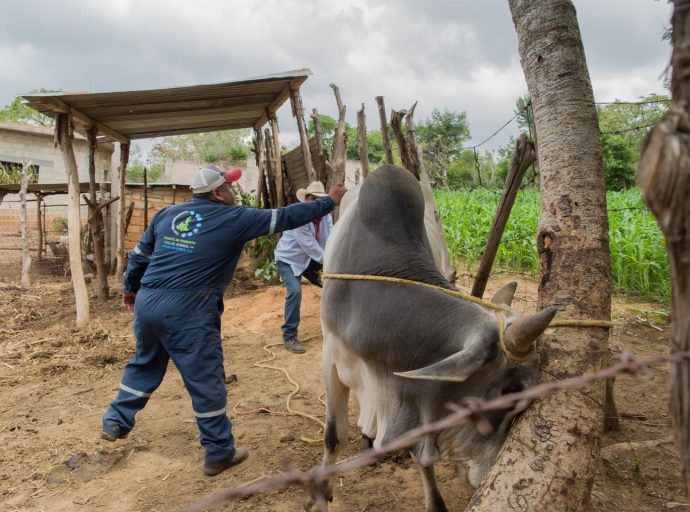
left=281, top=137, right=326, bottom=202
left=124, top=186, right=192, bottom=251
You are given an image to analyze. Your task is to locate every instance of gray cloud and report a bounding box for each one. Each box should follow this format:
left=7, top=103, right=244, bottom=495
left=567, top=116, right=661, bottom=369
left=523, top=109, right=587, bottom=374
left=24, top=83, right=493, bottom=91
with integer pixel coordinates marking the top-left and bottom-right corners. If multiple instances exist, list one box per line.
left=0, top=0, right=673, bottom=151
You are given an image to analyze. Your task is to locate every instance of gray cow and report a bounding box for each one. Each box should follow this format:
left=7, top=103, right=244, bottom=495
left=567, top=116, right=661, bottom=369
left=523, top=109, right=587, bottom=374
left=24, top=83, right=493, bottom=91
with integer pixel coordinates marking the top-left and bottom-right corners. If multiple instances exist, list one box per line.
left=319, top=165, right=555, bottom=511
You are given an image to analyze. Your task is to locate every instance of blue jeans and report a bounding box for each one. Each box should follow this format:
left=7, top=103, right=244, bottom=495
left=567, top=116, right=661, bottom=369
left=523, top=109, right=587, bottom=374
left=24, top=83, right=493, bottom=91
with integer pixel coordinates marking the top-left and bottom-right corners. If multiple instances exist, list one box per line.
left=102, top=287, right=236, bottom=465
left=276, top=259, right=322, bottom=341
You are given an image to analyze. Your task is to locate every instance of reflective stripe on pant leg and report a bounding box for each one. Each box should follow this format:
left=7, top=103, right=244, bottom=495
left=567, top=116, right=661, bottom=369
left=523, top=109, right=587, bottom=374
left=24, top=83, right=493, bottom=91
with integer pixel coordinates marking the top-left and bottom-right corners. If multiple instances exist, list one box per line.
left=103, top=288, right=170, bottom=434
left=162, top=301, right=234, bottom=463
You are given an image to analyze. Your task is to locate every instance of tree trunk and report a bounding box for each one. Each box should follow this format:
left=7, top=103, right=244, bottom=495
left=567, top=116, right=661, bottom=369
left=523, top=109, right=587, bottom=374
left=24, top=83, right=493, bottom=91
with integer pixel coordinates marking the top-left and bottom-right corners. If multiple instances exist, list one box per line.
left=254, top=129, right=266, bottom=208
left=57, top=114, right=90, bottom=328
left=20, top=157, right=31, bottom=288
left=468, top=2, right=611, bottom=510
left=357, top=103, right=370, bottom=179
left=375, top=96, right=395, bottom=165
left=116, top=142, right=130, bottom=278
left=310, top=108, right=331, bottom=187
left=290, top=87, right=315, bottom=183
left=637, top=0, right=690, bottom=496
left=471, top=134, right=535, bottom=299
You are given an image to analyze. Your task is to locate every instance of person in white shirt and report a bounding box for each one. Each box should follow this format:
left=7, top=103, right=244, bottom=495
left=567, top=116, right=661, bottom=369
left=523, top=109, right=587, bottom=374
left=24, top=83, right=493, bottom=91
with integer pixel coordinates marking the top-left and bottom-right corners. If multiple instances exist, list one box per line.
left=274, top=181, right=333, bottom=353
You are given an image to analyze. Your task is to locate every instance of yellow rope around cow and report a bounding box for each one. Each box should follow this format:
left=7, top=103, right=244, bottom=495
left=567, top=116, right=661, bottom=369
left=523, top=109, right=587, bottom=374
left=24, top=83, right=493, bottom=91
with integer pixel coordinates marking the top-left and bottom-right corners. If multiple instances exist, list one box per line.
left=252, top=342, right=325, bottom=444
left=321, top=273, right=615, bottom=331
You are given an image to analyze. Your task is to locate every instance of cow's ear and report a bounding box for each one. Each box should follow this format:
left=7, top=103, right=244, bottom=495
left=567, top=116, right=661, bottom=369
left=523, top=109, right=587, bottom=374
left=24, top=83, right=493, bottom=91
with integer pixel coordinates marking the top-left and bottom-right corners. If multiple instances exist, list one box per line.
left=393, top=344, right=489, bottom=382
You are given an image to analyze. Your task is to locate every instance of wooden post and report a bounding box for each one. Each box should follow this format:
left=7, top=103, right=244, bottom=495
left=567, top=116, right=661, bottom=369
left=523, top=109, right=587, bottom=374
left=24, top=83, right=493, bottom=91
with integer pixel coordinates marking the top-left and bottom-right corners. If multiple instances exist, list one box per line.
left=57, top=113, right=89, bottom=327
left=87, top=126, right=110, bottom=301
left=36, top=192, right=43, bottom=260
left=330, top=84, right=348, bottom=189
left=637, top=0, right=690, bottom=494
left=310, top=108, right=331, bottom=187
left=289, top=86, right=315, bottom=183
left=20, top=157, right=31, bottom=288
left=271, top=117, right=284, bottom=207
left=116, top=142, right=130, bottom=278
left=100, top=181, right=111, bottom=274
left=143, top=168, right=149, bottom=230
left=264, top=128, right=277, bottom=208
left=390, top=108, right=412, bottom=171
left=405, top=102, right=421, bottom=180
left=357, top=103, right=370, bottom=179
left=375, top=96, right=394, bottom=165
left=124, top=202, right=135, bottom=235
left=253, top=129, right=266, bottom=208
left=471, top=134, right=535, bottom=298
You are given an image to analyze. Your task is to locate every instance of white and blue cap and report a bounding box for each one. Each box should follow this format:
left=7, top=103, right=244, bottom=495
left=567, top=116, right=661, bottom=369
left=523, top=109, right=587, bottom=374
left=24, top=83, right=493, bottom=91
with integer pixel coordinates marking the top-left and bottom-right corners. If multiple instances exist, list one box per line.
left=190, top=165, right=242, bottom=193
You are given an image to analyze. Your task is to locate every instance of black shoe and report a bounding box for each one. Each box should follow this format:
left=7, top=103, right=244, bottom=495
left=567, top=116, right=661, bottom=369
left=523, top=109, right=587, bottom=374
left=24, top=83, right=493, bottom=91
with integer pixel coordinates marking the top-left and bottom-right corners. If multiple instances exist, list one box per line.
left=284, top=338, right=306, bottom=354
left=101, top=425, right=129, bottom=442
left=204, top=447, right=249, bottom=476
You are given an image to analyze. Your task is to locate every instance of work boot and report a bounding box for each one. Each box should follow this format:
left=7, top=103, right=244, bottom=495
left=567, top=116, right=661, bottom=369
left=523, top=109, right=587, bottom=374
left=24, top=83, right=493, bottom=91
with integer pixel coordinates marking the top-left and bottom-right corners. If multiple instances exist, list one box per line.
left=283, top=338, right=306, bottom=354
left=204, top=447, right=249, bottom=476
left=101, top=425, right=129, bottom=442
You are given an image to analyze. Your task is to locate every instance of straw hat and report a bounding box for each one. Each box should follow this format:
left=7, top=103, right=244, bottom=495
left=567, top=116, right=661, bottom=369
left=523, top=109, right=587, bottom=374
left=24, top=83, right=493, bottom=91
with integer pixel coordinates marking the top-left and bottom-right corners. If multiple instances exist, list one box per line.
left=296, top=181, right=329, bottom=202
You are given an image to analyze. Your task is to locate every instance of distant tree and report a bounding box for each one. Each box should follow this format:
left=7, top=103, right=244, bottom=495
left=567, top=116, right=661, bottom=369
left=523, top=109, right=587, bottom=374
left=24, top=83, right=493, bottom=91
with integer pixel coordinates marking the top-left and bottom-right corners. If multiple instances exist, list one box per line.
left=126, top=145, right=165, bottom=183
left=417, top=108, right=471, bottom=161
left=0, top=89, right=63, bottom=127
left=307, top=114, right=341, bottom=149
left=150, top=130, right=251, bottom=167
left=600, top=133, right=636, bottom=190
left=346, top=128, right=386, bottom=165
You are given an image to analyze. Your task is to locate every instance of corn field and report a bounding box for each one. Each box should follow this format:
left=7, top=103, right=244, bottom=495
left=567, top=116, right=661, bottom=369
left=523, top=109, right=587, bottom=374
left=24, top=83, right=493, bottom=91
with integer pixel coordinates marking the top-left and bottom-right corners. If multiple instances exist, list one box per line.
left=434, top=188, right=670, bottom=299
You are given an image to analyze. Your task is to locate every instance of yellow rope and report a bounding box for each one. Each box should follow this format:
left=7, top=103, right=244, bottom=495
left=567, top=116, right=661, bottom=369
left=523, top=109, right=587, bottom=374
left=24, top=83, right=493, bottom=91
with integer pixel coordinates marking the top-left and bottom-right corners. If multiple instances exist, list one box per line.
left=254, top=343, right=324, bottom=444
left=322, top=273, right=614, bottom=331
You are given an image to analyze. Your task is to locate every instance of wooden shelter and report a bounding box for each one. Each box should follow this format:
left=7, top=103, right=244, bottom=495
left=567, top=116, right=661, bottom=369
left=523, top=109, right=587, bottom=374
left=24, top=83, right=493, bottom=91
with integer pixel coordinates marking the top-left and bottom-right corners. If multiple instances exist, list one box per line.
left=20, top=69, right=315, bottom=326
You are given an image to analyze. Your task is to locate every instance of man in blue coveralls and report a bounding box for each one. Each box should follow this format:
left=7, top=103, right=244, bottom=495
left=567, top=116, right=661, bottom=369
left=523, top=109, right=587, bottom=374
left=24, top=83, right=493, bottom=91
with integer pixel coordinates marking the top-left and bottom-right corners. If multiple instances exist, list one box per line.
left=101, top=164, right=347, bottom=476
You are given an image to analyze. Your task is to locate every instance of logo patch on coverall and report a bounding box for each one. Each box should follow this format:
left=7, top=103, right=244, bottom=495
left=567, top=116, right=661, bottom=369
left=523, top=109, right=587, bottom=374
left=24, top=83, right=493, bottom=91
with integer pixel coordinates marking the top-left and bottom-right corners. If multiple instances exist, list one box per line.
left=162, top=210, right=203, bottom=253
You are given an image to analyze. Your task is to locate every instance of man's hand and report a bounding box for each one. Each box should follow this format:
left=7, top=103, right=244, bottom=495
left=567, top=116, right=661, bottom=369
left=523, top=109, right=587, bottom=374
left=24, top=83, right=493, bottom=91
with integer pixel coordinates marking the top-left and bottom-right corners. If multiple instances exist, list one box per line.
left=328, top=183, right=348, bottom=206
left=122, top=292, right=137, bottom=311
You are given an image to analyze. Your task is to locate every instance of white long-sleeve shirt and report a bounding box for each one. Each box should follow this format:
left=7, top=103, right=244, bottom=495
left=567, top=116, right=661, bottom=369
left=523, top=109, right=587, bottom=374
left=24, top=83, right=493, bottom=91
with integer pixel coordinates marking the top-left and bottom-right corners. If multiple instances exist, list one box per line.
left=274, top=215, right=333, bottom=277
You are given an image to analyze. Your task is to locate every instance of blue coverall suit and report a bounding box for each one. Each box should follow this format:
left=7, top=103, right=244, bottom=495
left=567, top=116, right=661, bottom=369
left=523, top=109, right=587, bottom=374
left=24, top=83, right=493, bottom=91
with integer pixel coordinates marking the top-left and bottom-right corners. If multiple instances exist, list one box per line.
left=102, top=195, right=336, bottom=466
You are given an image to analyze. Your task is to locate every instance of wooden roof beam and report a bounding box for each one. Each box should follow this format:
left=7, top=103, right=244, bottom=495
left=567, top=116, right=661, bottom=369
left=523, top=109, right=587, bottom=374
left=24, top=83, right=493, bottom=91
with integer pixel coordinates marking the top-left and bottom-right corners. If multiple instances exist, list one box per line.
left=38, top=97, right=130, bottom=144
left=253, top=76, right=308, bottom=131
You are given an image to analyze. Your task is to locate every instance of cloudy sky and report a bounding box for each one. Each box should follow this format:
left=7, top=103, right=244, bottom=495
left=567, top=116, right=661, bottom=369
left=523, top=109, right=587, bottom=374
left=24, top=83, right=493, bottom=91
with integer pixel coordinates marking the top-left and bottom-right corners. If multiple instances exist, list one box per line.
left=0, top=0, right=673, bottom=153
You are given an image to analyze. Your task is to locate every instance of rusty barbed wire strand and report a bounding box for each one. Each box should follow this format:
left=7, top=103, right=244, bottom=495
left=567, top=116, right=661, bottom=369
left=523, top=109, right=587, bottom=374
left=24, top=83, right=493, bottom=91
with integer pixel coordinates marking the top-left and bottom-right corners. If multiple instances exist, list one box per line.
left=170, top=350, right=690, bottom=512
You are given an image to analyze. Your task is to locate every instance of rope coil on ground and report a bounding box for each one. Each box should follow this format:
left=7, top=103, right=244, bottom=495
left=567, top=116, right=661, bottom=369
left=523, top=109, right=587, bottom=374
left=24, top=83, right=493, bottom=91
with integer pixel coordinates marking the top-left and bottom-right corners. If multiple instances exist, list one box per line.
left=239, top=342, right=325, bottom=444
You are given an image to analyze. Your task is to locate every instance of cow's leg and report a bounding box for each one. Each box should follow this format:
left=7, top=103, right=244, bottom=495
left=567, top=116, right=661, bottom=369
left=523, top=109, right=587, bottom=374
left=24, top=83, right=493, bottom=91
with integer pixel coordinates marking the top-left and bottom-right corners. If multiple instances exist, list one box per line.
left=410, top=452, right=448, bottom=512
left=319, top=359, right=350, bottom=503
left=361, top=433, right=373, bottom=450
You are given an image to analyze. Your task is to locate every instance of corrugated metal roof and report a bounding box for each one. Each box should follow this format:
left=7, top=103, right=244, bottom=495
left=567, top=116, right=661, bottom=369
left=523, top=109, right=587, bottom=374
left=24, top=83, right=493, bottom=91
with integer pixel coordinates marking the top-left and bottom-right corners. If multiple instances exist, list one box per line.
left=21, top=69, right=311, bottom=143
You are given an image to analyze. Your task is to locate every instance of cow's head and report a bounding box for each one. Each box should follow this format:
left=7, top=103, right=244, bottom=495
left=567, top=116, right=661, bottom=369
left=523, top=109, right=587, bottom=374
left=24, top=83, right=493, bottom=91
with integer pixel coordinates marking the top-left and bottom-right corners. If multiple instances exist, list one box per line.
left=392, top=282, right=556, bottom=485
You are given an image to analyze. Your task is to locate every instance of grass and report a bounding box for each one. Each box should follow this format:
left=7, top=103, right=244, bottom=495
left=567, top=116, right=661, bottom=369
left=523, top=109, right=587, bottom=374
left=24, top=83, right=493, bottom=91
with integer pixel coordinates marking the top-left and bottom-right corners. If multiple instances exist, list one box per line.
left=434, top=188, right=670, bottom=300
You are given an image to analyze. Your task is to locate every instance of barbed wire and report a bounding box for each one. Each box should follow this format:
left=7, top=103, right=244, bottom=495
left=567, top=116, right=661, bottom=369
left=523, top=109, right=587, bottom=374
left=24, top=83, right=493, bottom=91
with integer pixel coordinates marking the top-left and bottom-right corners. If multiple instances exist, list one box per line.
left=171, top=350, right=690, bottom=512
left=601, top=122, right=659, bottom=135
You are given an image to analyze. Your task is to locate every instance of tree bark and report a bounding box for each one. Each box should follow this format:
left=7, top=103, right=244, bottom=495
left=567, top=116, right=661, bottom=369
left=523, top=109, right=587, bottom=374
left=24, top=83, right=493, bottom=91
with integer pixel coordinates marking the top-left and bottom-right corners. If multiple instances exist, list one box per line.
left=637, top=0, right=690, bottom=496
left=390, top=109, right=411, bottom=171
left=471, top=134, right=535, bottom=299
left=468, top=2, right=611, bottom=510
left=290, top=87, right=315, bottom=184
left=57, top=114, right=90, bottom=328
left=116, top=142, right=130, bottom=278
left=357, top=103, right=370, bottom=179
left=375, top=96, right=394, bottom=165
left=20, top=157, right=31, bottom=288
left=254, top=129, right=266, bottom=208
left=310, top=108, right=331, bottom=187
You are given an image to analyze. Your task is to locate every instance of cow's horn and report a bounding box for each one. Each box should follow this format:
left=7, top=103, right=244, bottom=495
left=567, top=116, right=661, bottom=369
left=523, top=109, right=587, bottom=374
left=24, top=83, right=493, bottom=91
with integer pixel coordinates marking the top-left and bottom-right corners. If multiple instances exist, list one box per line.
left=491, top=282, right=518, bottom=308
left=503, top=308, right=557, bottom=357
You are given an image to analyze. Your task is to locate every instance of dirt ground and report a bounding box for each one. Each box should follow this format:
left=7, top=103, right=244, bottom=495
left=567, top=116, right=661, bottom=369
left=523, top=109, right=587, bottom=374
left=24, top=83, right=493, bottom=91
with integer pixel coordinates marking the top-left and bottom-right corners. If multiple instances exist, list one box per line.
left=0, top=262, right=687, bottom=512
